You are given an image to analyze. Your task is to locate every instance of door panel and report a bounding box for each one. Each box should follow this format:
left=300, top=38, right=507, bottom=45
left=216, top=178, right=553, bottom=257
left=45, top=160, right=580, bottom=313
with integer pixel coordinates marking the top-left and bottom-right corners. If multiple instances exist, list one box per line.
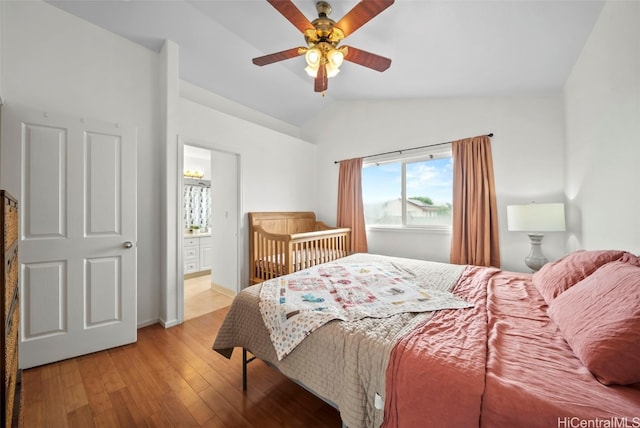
left=23, top=123, right=67, bottom=238
left=85, top=256, right=121, bottom=326
left=22, top=261, right=66, bottom=338
left=86, top=132, right=121, bottom=235
left=1, top=106, right=137, bottom=369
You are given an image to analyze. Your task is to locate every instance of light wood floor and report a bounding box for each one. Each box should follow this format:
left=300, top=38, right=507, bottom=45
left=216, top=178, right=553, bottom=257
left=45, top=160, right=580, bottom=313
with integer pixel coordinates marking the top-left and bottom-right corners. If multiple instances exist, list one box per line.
left=184, top=274, right=234, bottom=321
left=20, top=308, right=341, bottom=427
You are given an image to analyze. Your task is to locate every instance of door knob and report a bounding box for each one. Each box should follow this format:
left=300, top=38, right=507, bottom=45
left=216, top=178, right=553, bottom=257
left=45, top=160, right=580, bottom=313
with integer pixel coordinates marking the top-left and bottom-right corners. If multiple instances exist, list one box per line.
left=123, top=241, right=134, bottom=249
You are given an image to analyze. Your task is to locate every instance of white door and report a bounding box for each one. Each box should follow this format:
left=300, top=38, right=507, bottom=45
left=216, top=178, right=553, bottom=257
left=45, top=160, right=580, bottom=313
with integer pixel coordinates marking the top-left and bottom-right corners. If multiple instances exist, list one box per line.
left=1, top=106, right=137, bottom=369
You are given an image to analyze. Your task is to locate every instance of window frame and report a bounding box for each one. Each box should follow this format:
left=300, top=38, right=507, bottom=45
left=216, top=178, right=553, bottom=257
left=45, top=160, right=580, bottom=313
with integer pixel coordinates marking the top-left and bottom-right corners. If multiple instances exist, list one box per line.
left=362, top=144, right=453, bottom=232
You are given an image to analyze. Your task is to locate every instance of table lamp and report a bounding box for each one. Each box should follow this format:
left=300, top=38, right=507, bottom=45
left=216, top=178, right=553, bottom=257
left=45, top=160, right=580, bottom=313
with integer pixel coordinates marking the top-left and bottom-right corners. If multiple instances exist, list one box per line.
left=507, top=203, right=566, bottom=272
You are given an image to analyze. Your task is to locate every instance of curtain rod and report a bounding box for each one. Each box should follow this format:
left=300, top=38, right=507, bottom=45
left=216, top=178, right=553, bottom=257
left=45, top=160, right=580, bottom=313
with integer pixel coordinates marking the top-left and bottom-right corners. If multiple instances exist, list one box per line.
left=333, top=133, right=494, bottom=164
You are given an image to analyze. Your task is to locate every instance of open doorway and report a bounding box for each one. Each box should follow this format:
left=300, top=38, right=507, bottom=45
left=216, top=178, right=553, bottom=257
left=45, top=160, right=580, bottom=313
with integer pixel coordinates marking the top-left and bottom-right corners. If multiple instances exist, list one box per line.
left=180, top=141, right=240, bottom=321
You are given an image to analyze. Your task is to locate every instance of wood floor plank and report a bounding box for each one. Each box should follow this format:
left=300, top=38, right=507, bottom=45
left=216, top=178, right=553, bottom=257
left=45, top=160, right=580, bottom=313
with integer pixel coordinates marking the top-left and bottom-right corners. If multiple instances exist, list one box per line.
left=95, top=350, right=126, bottom=392
left=19, top=308, right=341, bottom=427
left=63, top=380, right=90, bottom=415
left=109, top=387, right=147, bottom=427
left=107, top=346, right=166, bottom=420
left=146, top=327, right=212, bottom=394
left=123, top=341, right=172, bottom=397
left=157, top=390, right=202, bottom=426
left=38, top=364, right=69, bottom=427
left=107, top=389, right=140, bottom=427
left=185, top=394, right=218, bottom=426
left=58, top=359, right=90, bottom=414
left=91, top=408, right=120, bottom=428
left=197, top=386, right=254, bottom=428
left=76, top=356, right=113, bottom=416
left=65, top=404, right=95, bottom=428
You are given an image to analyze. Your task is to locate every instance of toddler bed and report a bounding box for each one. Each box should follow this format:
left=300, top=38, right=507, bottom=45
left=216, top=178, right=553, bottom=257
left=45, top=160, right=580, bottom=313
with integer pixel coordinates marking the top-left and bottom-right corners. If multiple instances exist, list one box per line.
left=213, top=250, right=640, bottom=427
left=248, top=212, right=351, bottom=284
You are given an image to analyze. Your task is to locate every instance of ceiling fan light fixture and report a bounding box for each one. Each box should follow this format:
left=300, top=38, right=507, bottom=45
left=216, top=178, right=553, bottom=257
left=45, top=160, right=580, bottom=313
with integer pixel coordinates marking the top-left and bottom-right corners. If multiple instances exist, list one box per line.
left=305, top=64, right=319, bottom=78
left=305, top=47, right=321, bottom=67
left=327, top=48, right=344, bottom=68
left=326, top=63, right=340, bottom=78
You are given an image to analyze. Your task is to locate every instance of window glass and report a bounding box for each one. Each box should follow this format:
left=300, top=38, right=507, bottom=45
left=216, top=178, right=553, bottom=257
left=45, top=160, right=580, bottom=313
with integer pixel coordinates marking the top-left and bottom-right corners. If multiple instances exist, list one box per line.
left=362, top=162, right=401, bottom=225
left=405, top=157, right=452, bottom=226
left=362, top=150, right=453, bottom=228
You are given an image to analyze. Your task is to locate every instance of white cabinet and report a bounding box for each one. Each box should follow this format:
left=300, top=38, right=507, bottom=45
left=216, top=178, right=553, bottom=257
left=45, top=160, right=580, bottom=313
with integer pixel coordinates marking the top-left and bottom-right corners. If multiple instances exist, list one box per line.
left=199, top=237, right=212, bottom=271
left=184, top=235, right=212, bottom=275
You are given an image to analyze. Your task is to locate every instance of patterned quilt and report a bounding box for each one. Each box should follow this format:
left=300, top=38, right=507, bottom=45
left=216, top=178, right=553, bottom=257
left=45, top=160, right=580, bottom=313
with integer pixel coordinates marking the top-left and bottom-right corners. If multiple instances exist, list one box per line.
left=259, top=260, right=470, bottom=359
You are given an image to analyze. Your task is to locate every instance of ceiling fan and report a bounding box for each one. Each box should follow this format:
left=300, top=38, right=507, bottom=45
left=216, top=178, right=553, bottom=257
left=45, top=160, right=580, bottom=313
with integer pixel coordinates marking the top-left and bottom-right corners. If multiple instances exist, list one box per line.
left=252, top=0, right=395, bottom=94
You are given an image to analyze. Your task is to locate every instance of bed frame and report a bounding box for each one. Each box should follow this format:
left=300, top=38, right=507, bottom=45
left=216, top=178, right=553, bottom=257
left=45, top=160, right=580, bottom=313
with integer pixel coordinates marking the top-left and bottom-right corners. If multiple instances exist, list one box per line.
left=248, top=212, right=351, bottom=284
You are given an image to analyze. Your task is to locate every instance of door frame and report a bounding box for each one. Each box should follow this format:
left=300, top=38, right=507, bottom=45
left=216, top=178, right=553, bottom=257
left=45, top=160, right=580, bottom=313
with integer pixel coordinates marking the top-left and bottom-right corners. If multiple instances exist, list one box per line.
left=176, top=135, right=242, bottom=323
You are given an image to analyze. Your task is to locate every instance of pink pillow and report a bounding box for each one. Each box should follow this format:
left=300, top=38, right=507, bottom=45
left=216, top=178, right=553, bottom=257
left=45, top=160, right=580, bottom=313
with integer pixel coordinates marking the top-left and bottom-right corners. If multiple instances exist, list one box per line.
left=532, top=250, right=626, bottom=304
left=547, top=261, right=640, bottom=385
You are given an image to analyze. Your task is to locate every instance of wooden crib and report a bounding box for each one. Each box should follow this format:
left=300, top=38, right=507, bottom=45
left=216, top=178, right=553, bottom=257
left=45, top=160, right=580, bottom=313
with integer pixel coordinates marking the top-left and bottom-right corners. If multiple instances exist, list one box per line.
left=249, top=212, right=351, bottom=284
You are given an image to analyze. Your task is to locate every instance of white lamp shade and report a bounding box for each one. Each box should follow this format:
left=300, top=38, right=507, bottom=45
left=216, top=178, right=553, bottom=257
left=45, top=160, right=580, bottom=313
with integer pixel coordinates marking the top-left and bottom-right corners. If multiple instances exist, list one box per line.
left=326, top=63, right=340, bottom=78
left=507, top=203, right=566, bottom=232
left=305, top=48, right=321, bottom=67
left=327, top=49, right=344, bottom=68
left=305, top=64, right=319, bottom=77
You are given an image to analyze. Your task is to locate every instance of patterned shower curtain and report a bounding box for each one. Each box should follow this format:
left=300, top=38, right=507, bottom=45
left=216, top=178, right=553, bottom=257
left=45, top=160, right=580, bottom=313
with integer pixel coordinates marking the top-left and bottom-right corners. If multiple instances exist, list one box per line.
left=184, top=183, right=211, bottom=231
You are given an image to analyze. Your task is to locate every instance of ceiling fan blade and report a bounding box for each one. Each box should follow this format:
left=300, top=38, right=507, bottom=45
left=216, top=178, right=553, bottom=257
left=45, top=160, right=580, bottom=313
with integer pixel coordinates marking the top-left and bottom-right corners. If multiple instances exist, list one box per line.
left=344, top=46, right=391, bottom=72
left=252, top=47, right=304, bottom=66
left=266, top=0, right=314, bottom=34
left=335, top=0, right=395, bottom=38
left=314, top=65, right=328, bottom=93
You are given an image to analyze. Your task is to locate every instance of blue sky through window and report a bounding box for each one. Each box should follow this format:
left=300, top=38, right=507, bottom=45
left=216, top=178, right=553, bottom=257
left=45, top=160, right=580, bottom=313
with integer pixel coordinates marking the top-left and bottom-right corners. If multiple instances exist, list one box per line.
left=362, top=157, right=453, bottom=206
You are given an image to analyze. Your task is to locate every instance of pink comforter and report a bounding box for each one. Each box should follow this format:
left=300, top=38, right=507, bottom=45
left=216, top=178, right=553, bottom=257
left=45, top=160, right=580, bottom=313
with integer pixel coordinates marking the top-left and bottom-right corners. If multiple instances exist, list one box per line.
left=383, top=265, right=498, bottom=427
left=383, top=269, right=640, bottom=427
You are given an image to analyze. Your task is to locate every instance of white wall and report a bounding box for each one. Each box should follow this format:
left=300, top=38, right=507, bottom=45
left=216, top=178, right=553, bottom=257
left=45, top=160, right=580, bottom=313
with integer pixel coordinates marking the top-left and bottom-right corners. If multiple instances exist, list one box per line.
left=180, top=80, right=301, bottom=140
left=564, top=0, right=640, bottom=255
left=1, top=1, right=162, bottom=326
left=304, top=96, right=567, bottom=272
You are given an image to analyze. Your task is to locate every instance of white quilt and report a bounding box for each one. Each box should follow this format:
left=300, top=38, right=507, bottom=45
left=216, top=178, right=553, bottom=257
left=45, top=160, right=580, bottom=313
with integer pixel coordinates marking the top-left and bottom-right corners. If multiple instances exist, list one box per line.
left=259, top=260, right=470, bottom=360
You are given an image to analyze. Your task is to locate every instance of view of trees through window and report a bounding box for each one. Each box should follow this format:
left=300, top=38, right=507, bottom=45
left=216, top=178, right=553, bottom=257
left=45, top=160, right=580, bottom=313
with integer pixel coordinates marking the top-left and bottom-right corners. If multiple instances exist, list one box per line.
left=362, top=155, right=453, bottom=227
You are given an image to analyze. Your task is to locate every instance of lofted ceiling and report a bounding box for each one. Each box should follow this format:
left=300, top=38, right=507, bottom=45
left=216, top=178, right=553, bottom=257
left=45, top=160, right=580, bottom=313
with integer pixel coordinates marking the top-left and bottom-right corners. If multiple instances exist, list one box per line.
left=46, top=0, right=605, bottom=128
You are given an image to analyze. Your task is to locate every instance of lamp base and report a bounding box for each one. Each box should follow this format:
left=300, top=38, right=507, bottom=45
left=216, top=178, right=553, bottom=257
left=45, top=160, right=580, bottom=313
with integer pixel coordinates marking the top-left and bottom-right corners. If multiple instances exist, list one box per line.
left=525, top=233, right=548, bottom=272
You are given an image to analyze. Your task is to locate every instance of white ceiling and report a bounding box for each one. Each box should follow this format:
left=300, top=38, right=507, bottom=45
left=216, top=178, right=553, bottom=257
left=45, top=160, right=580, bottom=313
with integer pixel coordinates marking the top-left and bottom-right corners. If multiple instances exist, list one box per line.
left=46, top=0, right=605, bottom=128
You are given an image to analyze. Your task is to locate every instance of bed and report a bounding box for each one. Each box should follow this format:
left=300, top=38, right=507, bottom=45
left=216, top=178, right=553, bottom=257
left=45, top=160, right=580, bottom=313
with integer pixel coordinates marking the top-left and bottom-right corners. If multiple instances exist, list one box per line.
left=248, top=212, right=351, bottom=285
left=213, top=251, right=640, bottom=428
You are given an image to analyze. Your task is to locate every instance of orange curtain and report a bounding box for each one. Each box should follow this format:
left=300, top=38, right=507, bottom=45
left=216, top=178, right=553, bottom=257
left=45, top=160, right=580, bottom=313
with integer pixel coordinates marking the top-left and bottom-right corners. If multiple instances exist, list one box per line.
left=337, top=158, right=368, bottom=254
left=450, top=135, right=500, bottom=268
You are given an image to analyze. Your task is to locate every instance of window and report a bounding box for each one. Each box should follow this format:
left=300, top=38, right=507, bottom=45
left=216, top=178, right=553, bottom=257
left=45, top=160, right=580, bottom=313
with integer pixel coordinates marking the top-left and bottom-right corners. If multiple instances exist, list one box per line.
left=362, top=147, right=453, bottom=228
